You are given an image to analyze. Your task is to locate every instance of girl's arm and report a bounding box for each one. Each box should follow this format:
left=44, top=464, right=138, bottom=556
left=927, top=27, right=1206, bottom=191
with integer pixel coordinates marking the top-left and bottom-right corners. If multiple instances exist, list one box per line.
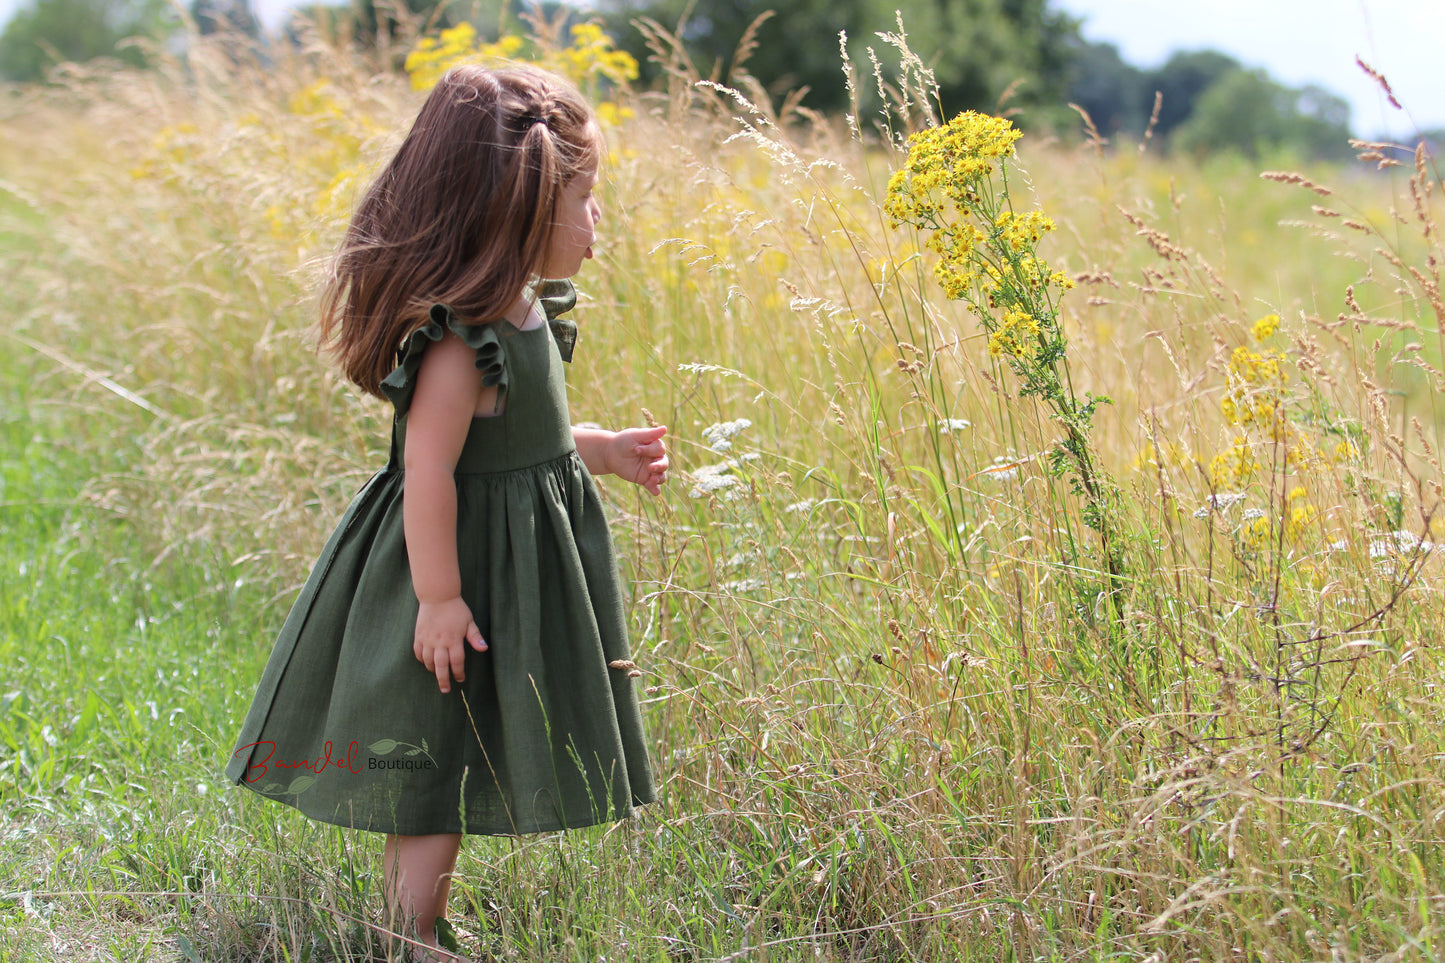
left=404, top=331, right=488, bottom=694
left=573, top=424, right=670, bottom=496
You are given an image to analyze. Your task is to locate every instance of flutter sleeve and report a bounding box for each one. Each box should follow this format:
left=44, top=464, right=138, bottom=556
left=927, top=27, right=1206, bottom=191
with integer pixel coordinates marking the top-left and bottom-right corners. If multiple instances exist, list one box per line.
left=379, top=303, right=509, bottom=417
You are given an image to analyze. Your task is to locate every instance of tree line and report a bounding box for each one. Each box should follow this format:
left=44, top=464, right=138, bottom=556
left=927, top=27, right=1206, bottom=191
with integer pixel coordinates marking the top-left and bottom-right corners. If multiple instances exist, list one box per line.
left=0, top=0, right=1377, bottom=159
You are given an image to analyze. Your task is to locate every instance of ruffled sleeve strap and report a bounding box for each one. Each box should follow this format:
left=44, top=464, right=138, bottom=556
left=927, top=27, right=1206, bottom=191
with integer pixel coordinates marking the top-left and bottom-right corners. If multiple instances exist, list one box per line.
left=536, top=278, right=579, bottom=363
left=379, top=304, right=509, bottom=417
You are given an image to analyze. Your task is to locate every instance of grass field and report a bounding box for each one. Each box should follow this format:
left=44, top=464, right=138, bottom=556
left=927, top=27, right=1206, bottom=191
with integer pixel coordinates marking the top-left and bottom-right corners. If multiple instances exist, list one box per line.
left=3, top=20, right=1445, bottom=962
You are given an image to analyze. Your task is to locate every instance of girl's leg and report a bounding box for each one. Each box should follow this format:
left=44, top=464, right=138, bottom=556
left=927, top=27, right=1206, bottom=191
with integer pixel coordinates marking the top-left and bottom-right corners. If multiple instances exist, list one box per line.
left=383, top=832, right=462, bottom=956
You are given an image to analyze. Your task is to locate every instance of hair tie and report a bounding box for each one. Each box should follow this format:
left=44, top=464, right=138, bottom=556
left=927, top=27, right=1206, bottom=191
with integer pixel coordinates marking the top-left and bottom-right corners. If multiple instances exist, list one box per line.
left=520, top=114, right=548, bottom=130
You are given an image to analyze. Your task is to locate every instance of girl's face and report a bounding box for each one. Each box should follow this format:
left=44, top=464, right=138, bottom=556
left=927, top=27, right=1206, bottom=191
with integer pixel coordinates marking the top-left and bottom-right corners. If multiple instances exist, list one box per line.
left=541, top=158, right=602, bottom=280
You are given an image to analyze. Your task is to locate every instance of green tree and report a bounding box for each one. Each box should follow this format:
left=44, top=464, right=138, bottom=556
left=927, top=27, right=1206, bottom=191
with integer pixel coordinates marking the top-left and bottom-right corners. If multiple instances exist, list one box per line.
left=1144, top=49, right=1240, bottom=139
left=346, top=0, right=459, bottom=44
left=191, top=0, right=260, bottom=37
left=1173, top=68, right=1353, bottom=161
left=0, top=0, right=174, bottom=81
left=1063, top=39, right=1147, bottom=138
left=933, top=0, right=1078, bottom=122
left=599, top=0, right=1079, bottom=120
left=281, top=0, right=522, bottom=57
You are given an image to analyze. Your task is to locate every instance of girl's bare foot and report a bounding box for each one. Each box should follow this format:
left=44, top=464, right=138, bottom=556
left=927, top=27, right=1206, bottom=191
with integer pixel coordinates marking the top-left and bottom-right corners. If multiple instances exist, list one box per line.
left=394, top=916, right=472, bottom=963
left=406, top=948, right=471, bottom=963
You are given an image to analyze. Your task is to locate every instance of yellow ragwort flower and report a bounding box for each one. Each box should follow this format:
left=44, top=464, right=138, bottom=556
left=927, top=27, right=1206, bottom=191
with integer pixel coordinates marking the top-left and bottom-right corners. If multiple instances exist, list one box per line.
left=884, top=111, right=1021, bottom=228
left=1252, top=313, right=1281, bottom=341
left=1209, top=437, right=1260, bottom=488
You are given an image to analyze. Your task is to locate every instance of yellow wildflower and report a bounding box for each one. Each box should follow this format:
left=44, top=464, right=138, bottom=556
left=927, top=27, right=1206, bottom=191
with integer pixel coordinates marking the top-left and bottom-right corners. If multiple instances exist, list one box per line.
left=987, top=309, right=1043, bottom=358
left=884, top=111, right=1021, bottom=227
left=404, top=21, right=637, bottom=97
left=1242, top=514, right=1272, bottom=548
left=595, top=101, right=635, bottom=128
left=1284, top=501, right=1318, bottom=542
left=1209, top=437, right=1259, bottom=488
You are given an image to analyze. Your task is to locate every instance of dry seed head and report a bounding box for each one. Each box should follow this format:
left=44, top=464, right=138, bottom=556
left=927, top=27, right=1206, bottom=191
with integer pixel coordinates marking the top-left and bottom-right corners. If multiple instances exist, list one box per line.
left=1141, top=229, right=1187, bottom=262
left=1142, top=90, right=1163, bottom=147
left=1119, top=208, right=1187, bottom=261
left=1362, top=378, right=1390, bottom=431
left=1260, top=170, right=1333, bottom=196
left=1357, top=150, right=1403, bottom=170
left=1355, top=56, right=1402, bottom=109
left=609, top=659, right=643, bottom=678
left=1411, top=417, right=1439, bottom=470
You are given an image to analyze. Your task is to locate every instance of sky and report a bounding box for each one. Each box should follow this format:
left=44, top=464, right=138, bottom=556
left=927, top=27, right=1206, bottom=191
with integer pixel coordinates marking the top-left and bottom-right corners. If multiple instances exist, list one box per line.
left=1050, top=0, right=1443, bottom=138
left=0, top=0, right=1439, bottom=137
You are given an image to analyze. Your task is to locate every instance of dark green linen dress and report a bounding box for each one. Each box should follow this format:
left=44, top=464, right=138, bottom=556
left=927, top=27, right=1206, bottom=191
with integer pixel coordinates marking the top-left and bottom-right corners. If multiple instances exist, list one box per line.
left=225, top=282, right=655, bottom=836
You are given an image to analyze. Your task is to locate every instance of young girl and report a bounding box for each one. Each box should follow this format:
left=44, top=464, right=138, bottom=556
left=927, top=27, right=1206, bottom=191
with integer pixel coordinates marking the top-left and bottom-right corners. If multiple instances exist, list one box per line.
left=225, top=64, right=666, bottom=959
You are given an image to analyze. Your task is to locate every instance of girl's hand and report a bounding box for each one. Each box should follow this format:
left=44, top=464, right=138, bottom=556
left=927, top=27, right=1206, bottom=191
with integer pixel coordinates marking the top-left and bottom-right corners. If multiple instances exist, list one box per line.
left=413, top=596, right=487, bottom=694
left=604, top=425, right=669, bottom=496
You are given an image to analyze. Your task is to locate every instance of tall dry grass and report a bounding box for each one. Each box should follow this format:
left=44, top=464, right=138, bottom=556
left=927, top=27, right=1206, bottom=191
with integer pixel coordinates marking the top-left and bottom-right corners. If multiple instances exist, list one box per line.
left=3, top=16, right=1445, bottom=961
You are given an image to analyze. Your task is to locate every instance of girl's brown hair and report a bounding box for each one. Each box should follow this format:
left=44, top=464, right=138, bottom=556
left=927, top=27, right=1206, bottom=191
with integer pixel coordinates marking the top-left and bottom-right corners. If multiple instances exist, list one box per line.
left=320, top=64, right=601, bottom=396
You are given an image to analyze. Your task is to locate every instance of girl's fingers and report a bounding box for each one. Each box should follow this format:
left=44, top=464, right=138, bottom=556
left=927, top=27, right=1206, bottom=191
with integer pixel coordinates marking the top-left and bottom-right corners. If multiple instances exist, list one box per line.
left=630, top=426, right=668, bottom=455
left=449, top=643, right=467, bottom=684
left=418, top=625, right=483, bottom=692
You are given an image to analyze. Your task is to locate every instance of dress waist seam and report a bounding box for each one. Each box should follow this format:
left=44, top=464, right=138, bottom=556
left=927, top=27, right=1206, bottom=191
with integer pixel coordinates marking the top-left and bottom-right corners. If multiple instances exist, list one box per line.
left=380, top=448, right=581, bottom=478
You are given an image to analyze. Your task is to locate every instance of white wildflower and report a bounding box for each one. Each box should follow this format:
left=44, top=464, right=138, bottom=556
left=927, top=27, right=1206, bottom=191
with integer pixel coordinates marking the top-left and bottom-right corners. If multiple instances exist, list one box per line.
left=702, top=418, right=754, bottom=452
left=1242, top=508, right=1266, bottom=521
left=1369, top=530, right=1431, bottom=558
left=939, top=419, right=972, bottom=433
left=1193, top=492, right=1249, bottom=518
left=689, top=461, right=741, bottom=499
left=722, top=578, right=766, bottom=593
left=785, top=499, right=816, bottom=514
